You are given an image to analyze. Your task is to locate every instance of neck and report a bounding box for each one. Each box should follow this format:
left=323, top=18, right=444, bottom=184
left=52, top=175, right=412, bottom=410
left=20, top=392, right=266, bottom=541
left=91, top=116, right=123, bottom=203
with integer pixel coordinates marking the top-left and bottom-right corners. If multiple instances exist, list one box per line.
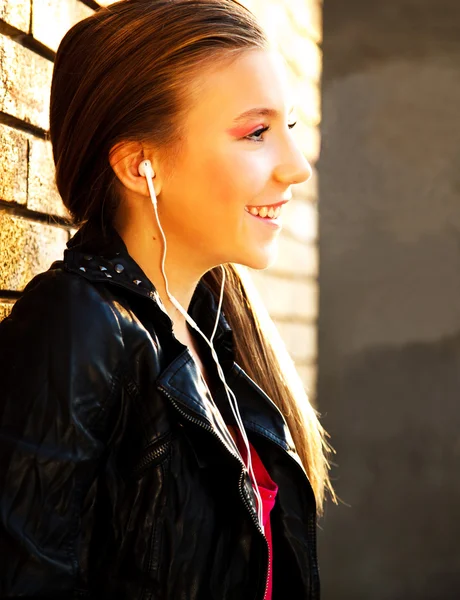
left=113, top=198, right=206, bottom=335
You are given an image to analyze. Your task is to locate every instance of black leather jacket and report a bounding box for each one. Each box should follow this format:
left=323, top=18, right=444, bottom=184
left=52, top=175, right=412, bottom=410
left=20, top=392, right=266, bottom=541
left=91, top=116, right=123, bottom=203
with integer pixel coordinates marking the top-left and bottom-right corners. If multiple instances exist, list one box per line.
left=0, top=222, right=319, bottom=599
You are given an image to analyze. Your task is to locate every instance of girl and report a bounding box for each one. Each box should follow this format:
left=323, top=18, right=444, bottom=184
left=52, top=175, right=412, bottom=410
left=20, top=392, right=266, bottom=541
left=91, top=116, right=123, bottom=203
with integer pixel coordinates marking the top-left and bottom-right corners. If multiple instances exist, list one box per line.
left=0, top=1, right=334, bottom=598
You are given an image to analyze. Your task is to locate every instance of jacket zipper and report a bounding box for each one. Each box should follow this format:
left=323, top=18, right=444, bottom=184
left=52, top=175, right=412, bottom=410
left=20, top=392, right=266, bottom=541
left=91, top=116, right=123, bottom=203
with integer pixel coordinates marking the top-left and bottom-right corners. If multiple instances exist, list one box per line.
left=196, top=361, right=271, bottom=599
left=264, top=540, right=271, bottom=600
left=157, top=386, right=270, bottom=600
left=132, top=439, right=171, bottom=478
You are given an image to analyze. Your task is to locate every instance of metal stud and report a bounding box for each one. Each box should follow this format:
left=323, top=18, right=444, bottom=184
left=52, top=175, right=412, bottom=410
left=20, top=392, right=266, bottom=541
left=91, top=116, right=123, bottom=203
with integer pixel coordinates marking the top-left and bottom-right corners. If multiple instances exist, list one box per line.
left=84, top=255, right=93, bottom=261
left=133, top=279, right=142, bottom=286
left=114, top=263, right=124, bottom=274
left=79, top=266, right=86, bottom=272
left=99, top=265, right=108, bottom=272
left=104, top=272, right=112, bottom=278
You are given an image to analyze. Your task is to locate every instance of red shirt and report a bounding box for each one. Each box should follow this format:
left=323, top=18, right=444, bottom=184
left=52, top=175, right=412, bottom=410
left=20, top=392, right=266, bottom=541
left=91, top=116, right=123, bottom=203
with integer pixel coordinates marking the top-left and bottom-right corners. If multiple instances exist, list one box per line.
left=233, top=430, right=278, bottom=599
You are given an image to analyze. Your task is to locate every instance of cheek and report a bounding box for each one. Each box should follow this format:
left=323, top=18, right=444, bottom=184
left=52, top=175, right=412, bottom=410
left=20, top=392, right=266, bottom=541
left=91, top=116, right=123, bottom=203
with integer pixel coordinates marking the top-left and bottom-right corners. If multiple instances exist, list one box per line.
left=205, top=149, right=272, bottom=205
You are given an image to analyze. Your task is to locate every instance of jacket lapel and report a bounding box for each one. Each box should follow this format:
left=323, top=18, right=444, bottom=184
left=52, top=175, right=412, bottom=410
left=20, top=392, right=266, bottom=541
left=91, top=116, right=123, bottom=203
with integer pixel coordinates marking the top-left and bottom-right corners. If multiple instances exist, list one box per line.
left=156, top=346, right=299, bottom=464
left=65, top=221, right=299, bottom=463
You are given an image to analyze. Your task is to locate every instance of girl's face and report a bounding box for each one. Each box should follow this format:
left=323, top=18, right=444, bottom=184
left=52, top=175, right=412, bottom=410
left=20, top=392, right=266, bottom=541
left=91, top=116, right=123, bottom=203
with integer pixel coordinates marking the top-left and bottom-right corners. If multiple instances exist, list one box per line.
left=157, top=48, right=312, bottom=272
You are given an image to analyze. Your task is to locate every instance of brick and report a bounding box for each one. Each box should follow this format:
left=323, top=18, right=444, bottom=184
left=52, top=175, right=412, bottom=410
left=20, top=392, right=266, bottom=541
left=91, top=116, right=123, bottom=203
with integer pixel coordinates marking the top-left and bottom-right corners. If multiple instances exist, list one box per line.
left=32, top=0, right=93, bottom=52
left=239, top=0, right=257, bottom=11
left=274, top=320, right=317, bottom=362
left=0, top=124, right=28, bottom=204
left=253, top=2, right=291, bottom=48
left=0, top=125, right=68, bottom=216
left=294, top=120, right=320, bottom=164
left=296, top=363, right=317, bottom=399
left=282, top=199, right=318, bottom=243
left=285, top=0, right=322, bottom=44
left=273, top=235, right=318, bottom=278
left=292, top=166, right=318, bottom=202
left=0, top=212, right=68, bottom=291
left=249, top=270, right=318, bottom=321
left=0, top=36, right=52, bottom=130
left=294, top=79, right=321, bottom=126
left=285, top=36, right=322, bottom=83
left=0, top=0, right=31, bottom=32
left=27, top=137, right=69, bottom=218
left=0, top=301, right=14, bottom=321
left=249, top=0, right=322, bottom=80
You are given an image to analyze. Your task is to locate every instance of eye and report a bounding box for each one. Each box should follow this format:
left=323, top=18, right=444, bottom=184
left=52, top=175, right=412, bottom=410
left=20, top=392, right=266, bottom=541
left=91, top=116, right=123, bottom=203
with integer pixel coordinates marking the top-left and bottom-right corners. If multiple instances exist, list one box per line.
left=246, top=126, right=270, bottom=142
left=245, top=121, right=297, bottom=142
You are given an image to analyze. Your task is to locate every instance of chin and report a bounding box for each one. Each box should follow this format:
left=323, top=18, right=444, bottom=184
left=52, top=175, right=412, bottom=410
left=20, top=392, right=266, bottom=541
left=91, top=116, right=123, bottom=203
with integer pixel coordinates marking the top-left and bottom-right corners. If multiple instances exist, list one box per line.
left=238, top=248, right=278, bottom=271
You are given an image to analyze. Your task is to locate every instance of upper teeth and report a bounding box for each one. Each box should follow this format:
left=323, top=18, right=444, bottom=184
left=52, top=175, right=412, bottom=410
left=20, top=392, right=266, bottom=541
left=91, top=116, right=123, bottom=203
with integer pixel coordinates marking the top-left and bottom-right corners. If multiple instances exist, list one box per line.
left=245, top=205, right=282, bottom=219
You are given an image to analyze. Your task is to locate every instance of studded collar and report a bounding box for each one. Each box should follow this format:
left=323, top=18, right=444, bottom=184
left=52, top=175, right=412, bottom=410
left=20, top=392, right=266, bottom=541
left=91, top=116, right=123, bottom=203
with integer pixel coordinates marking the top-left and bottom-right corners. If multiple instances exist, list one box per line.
left=63, top=220, right=233, bottom=344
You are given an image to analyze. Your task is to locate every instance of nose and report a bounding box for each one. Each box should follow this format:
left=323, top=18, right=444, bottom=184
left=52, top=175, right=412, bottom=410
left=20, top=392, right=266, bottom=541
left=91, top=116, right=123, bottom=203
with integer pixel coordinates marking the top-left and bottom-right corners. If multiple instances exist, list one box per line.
left=273, top=136, right=313, bottom=186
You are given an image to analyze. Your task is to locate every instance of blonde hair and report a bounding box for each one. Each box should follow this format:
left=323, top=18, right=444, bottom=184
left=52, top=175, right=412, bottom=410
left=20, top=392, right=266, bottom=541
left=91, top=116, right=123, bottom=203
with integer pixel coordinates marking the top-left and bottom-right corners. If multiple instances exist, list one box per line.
left=203, top=264, right=335, bottom=512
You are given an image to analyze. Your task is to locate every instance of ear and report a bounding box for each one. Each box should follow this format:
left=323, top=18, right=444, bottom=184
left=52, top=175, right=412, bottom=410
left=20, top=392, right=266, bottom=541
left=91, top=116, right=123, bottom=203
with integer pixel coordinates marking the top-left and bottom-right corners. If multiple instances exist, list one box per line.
left=109, top=141, right=162, bottom=197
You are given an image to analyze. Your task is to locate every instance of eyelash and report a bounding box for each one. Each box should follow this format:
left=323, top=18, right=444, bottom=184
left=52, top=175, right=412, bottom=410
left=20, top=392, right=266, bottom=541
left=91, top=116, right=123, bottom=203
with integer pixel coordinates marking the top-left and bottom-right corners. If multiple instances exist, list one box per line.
left=246, top=121, right=297, bottom=142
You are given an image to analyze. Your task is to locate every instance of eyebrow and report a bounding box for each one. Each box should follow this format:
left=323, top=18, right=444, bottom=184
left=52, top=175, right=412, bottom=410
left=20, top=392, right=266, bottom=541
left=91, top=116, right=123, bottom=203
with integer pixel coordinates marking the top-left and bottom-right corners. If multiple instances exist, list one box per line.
left=232, top=106, right=295, bottom=124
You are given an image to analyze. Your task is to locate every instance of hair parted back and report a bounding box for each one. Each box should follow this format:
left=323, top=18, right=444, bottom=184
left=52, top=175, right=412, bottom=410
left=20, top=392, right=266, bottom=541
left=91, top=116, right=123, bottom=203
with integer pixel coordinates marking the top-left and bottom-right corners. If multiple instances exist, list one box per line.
left=50, top=0, right=335, bottom=513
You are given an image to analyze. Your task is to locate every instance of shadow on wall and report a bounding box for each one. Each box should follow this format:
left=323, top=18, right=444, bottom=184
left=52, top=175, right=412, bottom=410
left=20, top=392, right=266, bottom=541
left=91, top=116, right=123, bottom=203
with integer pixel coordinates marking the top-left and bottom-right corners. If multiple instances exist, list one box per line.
left=319, top=330, right=460, bottom=600
left=317, top=0, right=460, bottom=597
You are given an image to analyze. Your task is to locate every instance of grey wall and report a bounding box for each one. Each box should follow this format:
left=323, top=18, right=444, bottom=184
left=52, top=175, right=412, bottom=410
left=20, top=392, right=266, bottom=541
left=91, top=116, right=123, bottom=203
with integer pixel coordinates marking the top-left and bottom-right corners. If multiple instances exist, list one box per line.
left=317, top=1, right=460, bottom=598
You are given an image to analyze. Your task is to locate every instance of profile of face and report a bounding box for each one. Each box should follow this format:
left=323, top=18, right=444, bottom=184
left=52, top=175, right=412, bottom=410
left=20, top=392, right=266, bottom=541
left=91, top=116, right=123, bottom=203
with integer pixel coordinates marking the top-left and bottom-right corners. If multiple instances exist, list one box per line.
left=150, top=48, right=312, bottom=272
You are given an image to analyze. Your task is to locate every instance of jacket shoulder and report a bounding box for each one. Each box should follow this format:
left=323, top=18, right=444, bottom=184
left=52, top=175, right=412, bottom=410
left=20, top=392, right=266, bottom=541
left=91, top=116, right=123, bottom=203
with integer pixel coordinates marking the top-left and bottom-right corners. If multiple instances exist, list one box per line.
left=3, top=265, right=124, bottom=345
left=0, top=267, right=125, bottom=595
left=0, top=266, right=126, bottom=434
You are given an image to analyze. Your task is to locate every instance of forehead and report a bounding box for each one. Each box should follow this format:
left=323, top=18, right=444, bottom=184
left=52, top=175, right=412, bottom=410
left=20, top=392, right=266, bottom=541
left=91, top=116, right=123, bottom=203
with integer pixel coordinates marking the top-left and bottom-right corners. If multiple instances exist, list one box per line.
left=186, top=49, right=293, bottom=126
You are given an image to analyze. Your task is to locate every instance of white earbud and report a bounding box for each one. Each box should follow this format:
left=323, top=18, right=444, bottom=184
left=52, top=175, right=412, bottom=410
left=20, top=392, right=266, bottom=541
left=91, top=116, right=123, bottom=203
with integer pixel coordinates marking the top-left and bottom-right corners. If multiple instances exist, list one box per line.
left=138, top=159, right=157, bottom=207
left=138, top=159, right=155, bottom=179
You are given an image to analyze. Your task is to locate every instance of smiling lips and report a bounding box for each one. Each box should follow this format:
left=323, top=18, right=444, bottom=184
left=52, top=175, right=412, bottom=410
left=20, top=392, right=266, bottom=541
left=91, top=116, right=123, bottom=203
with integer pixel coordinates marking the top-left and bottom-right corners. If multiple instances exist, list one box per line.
left=245, top=205, right=281, bottom=219
left=244, top=199, right=287, bottom=219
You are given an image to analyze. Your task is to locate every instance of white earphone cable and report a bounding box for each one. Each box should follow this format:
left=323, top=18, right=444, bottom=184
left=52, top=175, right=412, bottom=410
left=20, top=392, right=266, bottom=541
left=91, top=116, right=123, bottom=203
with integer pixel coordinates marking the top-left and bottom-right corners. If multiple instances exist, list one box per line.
left=140, top=160, right=264, bottom=533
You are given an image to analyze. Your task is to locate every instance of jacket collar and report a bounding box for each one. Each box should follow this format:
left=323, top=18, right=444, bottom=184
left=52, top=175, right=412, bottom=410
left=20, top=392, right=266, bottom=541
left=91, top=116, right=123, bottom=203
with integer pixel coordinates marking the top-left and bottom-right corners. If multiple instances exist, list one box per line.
left=156, top=351, right=297, bottom=456
left=64, top=221, right=295, bottom=456
left=64, top=220, right=233, bottom=344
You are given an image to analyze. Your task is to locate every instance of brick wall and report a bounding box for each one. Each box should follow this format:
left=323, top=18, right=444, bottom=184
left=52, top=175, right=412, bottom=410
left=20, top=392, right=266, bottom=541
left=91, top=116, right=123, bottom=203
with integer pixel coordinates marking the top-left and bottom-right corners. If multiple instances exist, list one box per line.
left=0, top=0, right=321, bottom=397
left=0, top=0, right=93, bottom=321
